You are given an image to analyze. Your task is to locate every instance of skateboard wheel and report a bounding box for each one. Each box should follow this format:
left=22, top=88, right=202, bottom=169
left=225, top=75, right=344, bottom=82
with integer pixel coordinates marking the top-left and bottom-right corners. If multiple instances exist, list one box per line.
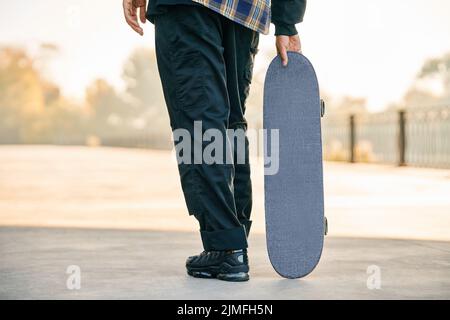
left=324, top=216, right=328, bottom=236
left=320, top=99, right=325, bottom=117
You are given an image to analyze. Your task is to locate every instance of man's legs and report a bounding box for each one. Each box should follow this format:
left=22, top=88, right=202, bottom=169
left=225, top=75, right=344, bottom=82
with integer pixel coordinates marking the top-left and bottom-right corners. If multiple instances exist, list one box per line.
left=222, top=20, right=259, bottom=236
left=154, top=5, right=249, bottom=251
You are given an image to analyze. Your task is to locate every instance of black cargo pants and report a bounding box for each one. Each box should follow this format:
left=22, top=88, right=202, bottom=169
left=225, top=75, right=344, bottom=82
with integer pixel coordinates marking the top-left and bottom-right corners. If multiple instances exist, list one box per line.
left=154, top=5, right=259, bottom=251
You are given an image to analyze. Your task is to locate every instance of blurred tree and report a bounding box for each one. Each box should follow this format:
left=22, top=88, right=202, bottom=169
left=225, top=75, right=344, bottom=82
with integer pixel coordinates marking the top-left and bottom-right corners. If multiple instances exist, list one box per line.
left=403, top=52, right=450, bottom=108
left=36, top=96, right=85, bottom=144
left=122, top=48, right=166, bottom=116
left=85, top=78, right=127, bottom=138
left=327, top=96, right=367, bottom=115
left=0, top=47, right=46, bottom=143
left=121, top=48, right=171, bottom=149
left=419, top=52, right=450, bottom=97
left=35, top=43, right=60, bottom=81
left=402, top=87, right=439, bottom=108
left=0, top=46, right=87, bottom=144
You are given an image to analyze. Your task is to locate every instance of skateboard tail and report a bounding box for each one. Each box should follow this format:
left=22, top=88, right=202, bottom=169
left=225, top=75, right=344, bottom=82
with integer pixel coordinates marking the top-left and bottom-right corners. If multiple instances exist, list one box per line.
left=267, top=241, right=324, bottom=279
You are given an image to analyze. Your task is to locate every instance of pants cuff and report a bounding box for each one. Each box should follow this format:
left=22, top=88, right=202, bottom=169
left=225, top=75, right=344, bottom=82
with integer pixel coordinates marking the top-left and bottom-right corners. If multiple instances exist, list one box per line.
left=200, top=226, right=248, bottom=251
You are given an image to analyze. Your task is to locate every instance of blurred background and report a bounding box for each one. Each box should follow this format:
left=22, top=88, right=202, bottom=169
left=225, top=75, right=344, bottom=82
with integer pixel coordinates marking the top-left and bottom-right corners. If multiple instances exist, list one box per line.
left=1, top=0, right=450, bottom=165
left=0, top=0, right=450, bottom=299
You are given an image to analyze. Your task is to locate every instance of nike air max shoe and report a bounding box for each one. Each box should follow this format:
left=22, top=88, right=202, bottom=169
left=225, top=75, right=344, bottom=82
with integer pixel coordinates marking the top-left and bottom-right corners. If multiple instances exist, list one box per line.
left=186, top=249, right=249, bottom=282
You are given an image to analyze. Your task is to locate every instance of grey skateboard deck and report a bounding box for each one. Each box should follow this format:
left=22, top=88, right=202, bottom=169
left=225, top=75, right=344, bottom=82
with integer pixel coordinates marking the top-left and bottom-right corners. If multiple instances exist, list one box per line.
left=263, top=52, right=325, bottom=279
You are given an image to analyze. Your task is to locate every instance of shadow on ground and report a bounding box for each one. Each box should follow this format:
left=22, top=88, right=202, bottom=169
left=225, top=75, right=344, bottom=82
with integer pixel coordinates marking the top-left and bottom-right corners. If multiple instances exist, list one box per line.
left=1, top=226, right=449, bottom=299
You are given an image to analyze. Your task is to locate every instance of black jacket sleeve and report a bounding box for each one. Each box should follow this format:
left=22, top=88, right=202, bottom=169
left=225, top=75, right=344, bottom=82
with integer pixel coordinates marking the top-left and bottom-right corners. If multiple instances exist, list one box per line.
left=271, top=0, right=307, bottom=36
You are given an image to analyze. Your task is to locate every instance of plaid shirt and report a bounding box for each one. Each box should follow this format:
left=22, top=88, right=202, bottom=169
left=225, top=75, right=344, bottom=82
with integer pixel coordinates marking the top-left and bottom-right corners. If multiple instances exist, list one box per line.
left=192, top=0, right=271, bottom=34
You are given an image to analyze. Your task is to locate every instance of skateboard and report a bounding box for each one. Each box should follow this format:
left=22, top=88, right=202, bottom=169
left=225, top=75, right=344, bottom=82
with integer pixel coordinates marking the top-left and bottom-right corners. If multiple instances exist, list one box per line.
left=263, top=52, right=326, bottom=279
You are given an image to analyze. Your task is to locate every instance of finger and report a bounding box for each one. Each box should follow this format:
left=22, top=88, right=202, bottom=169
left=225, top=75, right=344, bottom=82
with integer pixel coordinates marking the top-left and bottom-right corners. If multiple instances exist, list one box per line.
left=125, top=13, right=140, bottom=29
left=139, top=5, right=146, bottom=24
left=286, top=42, right=300, bottom=53
left=279, top=46, right=288, bottom=67
left=295, top=38, right=302, bottom=53
left=127, top=20, right=143, bottom=35
left=125, top=5, right=143, bottom=35
left=123, top=1, right=132, bottom=23
left=124, top=4, right=136, bottom=24
left=131, top=12, right=144, bottom=35
left=126, top=16, right=143, bottom=35
left=289, top=45, right=300, bottom=53
left=125, top=13, right=143, bottom=35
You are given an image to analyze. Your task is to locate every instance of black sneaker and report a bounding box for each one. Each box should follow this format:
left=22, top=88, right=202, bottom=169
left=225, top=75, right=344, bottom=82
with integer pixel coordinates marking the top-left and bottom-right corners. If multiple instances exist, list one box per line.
left=186, top=249, right=249, bottom=282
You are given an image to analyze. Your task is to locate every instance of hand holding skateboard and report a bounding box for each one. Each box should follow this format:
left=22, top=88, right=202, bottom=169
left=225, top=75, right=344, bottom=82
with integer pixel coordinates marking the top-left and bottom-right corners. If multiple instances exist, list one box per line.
left=276, top=34, right=302, bottom=66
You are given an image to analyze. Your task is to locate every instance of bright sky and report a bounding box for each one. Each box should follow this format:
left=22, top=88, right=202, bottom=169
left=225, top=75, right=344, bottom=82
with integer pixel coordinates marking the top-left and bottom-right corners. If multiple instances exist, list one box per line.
left=1, top=0, right=450, bottom=111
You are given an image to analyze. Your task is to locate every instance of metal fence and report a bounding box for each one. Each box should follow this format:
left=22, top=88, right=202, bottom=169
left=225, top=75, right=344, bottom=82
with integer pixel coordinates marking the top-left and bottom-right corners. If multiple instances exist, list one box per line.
left=322, top=106, right=450, bottom=168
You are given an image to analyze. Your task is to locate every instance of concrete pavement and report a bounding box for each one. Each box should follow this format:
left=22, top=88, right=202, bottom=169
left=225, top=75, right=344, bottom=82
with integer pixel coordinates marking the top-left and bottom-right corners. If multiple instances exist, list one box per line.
left=0, top=145, right=450, bottom=299
left=0, top=145, right=449, bottom=241
left=1, top=226, right=449, bottom=299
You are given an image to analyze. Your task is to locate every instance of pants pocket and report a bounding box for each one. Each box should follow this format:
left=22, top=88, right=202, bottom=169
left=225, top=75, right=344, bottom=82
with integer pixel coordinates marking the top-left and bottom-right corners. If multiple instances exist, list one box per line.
left=243, top=32, right=259, bottom=84
left=173, top=51, right=206, bottom=111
